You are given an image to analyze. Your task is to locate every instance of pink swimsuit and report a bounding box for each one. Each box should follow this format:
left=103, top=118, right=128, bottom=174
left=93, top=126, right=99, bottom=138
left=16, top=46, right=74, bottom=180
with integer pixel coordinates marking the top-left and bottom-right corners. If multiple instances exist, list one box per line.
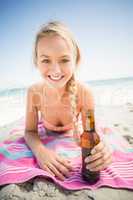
left=43, top=119, right=74, bottom=132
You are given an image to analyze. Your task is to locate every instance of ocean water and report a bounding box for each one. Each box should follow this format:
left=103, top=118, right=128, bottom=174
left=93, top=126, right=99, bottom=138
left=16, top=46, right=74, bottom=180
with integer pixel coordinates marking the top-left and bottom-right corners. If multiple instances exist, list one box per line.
left=0, top=77, right=133, bottom=127
left=87, top=77, right=133, bottom=107
left=0, top=88, right=27, bottom=127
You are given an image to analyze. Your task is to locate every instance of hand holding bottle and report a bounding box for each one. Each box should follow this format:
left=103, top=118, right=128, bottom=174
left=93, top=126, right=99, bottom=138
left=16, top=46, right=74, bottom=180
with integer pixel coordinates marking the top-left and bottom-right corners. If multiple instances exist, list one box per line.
left=85, top=140, right=113, bottom=171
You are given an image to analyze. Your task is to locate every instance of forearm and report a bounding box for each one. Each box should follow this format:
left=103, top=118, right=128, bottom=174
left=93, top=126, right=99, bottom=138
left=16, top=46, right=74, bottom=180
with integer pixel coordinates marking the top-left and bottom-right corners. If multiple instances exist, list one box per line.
left=24, top=130, right=47, bottom=157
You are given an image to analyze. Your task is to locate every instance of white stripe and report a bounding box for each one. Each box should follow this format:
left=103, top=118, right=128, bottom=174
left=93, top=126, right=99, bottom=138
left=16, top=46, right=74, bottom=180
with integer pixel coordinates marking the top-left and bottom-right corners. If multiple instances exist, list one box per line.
left=101, top=176, right=133, bottom=179
left=103, top=168, right=133, bottom=173
left=0, top=163, right=41, bottom=175
left=2, top=144, right=26, bottom=150
left=111, top=161, right=133, bottom=166
left=101, top=173, right=133, bottom=177
left=0, top=166, right=34, bottom=176
left=101, top=171, right=133, bottom=177
left=65, top=174, right=133, bottom=183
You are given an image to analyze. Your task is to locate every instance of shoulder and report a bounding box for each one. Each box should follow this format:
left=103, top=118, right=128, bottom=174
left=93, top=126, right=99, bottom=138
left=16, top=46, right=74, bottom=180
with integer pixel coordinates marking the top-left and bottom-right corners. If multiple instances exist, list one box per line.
left=27, top=82, right=45, bottom=94
left=76, top=80, right=94, bottom=97
left=26, top=82, right=46, bottom=108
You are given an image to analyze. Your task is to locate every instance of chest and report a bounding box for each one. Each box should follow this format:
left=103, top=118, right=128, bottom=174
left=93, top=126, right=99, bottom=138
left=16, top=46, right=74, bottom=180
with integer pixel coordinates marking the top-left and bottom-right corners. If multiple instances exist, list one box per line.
left=39, top=93, right=80, bottom=126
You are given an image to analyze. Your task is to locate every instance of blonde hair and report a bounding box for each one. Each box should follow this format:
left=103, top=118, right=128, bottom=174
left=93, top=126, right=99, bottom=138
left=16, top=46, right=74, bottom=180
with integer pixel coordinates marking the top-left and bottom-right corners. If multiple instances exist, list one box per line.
left=34, top=21, right=81, bottom=143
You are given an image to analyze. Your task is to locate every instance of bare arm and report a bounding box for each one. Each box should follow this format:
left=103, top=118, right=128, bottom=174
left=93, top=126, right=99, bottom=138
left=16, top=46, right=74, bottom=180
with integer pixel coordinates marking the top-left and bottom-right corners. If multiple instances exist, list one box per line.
left=24, top=86, right=72, bottom=180
left=24, top=86, right=47, bottom=156
left=24, top=130, right=47, bottom=157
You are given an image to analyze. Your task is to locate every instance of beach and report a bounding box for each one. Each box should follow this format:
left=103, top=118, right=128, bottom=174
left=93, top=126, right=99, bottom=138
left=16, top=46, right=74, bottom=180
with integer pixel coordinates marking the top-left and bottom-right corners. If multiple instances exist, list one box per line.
left=0, top=78, right=133, bottom=199
left=0, top=103, right=133, bottom=200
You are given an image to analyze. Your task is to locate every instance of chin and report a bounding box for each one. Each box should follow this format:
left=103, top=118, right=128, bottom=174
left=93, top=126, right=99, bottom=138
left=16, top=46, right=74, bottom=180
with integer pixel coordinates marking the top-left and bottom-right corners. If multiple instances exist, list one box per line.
left=45, top=79, right=67, bottom=89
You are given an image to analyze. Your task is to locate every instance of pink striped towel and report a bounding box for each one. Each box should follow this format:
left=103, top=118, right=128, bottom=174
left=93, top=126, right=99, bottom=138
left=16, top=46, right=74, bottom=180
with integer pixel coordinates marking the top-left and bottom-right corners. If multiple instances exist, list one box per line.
left=0, top=119, right=133, bottom=190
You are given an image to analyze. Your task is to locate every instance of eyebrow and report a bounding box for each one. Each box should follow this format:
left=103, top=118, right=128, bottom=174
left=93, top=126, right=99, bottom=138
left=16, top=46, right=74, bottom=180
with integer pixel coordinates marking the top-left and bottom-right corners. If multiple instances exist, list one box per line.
left=40, top=54, right=70, bottom=58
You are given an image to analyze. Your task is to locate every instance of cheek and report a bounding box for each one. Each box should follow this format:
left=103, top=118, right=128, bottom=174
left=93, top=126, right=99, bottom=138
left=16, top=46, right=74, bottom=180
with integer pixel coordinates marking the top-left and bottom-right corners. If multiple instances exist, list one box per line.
left=63, top=68, right=73, bottom=77
left=64, top=63, right=75, bottom=74
left=37, top=64, right=48, bottom=73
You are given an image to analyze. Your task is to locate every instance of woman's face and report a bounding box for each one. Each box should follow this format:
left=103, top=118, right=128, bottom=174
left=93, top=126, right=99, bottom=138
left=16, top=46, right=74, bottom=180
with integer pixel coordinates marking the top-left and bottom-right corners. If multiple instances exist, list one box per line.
left=36, top=35, right=76, bottom=89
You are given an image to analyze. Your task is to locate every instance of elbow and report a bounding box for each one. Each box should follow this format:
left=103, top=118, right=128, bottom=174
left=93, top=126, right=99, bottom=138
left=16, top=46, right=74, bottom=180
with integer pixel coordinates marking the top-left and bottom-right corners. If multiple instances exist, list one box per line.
left=24, top=129, right=37, bottom=140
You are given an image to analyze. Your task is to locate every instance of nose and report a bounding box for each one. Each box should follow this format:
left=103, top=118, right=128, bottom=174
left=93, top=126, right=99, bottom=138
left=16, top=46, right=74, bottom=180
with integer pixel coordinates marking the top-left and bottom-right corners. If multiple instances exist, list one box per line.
left=51, top=63, right=61, bottom=76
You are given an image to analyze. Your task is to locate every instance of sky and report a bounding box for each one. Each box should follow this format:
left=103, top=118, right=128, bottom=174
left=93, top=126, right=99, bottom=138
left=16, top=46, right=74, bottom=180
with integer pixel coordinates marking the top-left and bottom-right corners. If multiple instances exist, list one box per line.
left=0, top=0, right=133, bottom=89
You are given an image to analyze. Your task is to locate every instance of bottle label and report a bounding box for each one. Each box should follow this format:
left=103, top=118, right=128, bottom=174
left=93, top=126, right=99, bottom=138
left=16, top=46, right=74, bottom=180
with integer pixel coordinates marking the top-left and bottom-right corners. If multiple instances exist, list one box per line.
left=86, top=118, right=91, bottom=131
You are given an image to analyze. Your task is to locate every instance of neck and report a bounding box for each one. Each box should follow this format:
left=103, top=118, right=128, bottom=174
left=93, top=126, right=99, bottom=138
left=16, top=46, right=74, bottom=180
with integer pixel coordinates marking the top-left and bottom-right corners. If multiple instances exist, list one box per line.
left=54, top=85, right=67, bottom=98
left=44, top=82, right=67, bottom=98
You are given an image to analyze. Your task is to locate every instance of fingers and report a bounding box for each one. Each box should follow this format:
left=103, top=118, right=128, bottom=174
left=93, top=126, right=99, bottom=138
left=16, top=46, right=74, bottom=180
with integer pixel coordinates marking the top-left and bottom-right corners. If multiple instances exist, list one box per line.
left=40, top=157, right=72, bottom=181
left=56, top=156, right=73, bottom=171
left=85, top=140, right=113, bottom=171
left=47, top=163, right=66, bottom=181
left=86, top=152, right=112, bottom=171
left=92, top=139, right=113, bottom=155
left=88, top=156, right=113, bottom=171
left=41, top=161, right=70, bottom=181
left=84, top=140, right=106, bottom=163
left=85, top=150, right=106, bottom=163
left=55, top=156, right=73, bottom=178
left=55, top=159, right=71, bottom=176
left=91, top=140, right=105, bottom=154
left=85, top=145, right=112, bottom=163
left=43, top=165, right=55, bottom=177
left=36, top=148, right=72, bottom=181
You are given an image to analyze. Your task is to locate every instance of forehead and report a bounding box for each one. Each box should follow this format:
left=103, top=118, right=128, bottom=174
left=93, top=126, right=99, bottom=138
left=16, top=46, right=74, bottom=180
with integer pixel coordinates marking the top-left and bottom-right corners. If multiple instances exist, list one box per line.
left=37, top=35, right=73, bottom=57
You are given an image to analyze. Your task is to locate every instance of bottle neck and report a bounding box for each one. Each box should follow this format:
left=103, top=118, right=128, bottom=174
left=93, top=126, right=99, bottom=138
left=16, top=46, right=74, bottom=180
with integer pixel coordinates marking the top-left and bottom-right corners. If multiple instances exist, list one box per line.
left=85, top=110, right=95, bottom=132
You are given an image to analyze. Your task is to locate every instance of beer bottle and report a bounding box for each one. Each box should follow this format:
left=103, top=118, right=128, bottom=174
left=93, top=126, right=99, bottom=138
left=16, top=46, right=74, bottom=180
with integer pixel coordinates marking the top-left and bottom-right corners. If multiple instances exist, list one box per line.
left=80, top=109, right=100, bottom=184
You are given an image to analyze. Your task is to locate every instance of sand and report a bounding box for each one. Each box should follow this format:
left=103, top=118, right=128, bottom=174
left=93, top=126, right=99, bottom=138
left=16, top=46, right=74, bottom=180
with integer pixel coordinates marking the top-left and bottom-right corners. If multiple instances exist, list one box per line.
left=0, top=103, right=133, bottom=200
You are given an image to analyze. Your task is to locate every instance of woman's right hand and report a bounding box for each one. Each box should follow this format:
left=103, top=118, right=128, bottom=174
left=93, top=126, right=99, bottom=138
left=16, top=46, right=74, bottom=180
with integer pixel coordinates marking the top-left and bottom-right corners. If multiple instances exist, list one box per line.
left=35, top=146, right=73, bottom=181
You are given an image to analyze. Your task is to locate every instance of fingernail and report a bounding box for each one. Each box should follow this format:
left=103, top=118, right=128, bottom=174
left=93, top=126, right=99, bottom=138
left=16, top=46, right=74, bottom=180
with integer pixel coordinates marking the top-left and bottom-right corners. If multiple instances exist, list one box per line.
left=86, top=165, right=89, bottom=169
left=60, top=177, right=65, bottom=181
left=87, top=165, right=93, bottom=171
left=66, top=173, right=71, bottom=178
left=85, top=157, right=90, bottom=163
left=91, top=148, right=96, bottom=154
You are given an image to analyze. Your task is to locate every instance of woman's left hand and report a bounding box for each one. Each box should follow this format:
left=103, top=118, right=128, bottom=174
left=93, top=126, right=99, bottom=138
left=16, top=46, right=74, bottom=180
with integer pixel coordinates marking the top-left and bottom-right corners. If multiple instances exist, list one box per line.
left=85, top=140, right=113, bottom=171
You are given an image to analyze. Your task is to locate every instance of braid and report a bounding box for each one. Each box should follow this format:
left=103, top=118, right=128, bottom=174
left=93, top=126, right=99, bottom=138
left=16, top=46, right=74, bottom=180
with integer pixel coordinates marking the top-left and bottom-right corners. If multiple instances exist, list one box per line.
left=67, top=75, right=80, bottom=144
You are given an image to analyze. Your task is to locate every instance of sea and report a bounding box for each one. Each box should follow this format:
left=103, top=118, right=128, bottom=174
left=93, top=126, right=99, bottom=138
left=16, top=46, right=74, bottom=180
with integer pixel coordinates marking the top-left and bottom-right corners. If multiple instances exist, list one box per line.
left=0, top=77, right=133, bottom=127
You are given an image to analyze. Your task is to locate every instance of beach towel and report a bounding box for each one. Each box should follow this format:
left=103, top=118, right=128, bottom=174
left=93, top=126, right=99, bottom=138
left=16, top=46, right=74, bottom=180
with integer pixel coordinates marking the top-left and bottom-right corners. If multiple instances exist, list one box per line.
left=0, top=118, right=133, bottom=190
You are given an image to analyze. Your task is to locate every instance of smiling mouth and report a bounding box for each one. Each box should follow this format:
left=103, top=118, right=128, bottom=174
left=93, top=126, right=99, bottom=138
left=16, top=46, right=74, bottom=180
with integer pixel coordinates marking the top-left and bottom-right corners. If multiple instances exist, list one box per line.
left=48, top=75, right=64, bottom=82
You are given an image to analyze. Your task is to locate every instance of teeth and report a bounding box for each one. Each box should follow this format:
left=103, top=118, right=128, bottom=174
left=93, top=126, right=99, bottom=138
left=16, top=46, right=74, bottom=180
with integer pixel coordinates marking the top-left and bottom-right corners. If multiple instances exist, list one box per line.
left=50, top=76, right=62, bottom=80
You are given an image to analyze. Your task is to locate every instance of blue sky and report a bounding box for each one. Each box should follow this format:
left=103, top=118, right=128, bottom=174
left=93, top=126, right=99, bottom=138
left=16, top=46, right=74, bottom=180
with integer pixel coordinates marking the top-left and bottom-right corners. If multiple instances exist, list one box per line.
left=0, top=0, right=133, bottom=89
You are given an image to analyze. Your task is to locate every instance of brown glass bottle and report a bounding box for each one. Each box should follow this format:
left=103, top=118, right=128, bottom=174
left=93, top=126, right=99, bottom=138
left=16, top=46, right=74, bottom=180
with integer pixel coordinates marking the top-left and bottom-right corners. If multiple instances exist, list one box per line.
left=80, top=110, right=100, bottom=184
